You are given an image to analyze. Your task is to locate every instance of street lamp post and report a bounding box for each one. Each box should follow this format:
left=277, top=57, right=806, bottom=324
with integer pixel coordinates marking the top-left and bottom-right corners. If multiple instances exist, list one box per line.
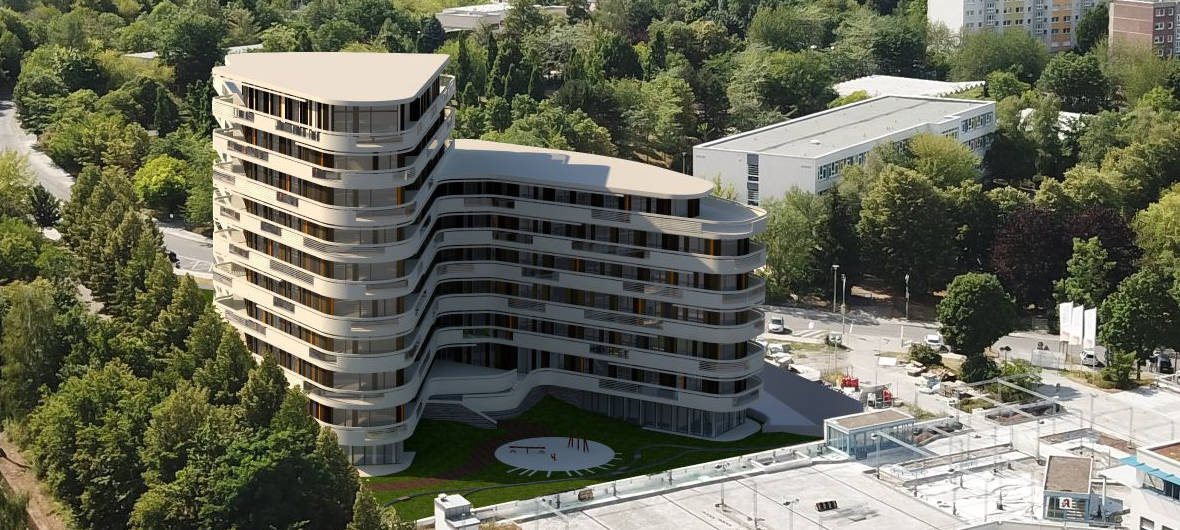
left=841, top=274, right=847, bottom=335
left=832, top=264, right=840, bottom=314
left=900, top=273, right=910, bottom=347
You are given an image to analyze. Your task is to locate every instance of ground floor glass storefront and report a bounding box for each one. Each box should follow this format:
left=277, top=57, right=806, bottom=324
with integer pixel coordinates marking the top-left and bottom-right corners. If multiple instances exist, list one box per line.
left=561, top=389, right=746, bottom=438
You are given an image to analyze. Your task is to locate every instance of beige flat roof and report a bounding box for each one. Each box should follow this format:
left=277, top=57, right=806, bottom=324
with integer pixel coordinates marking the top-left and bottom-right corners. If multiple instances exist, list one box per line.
left=437, top=139, right=714, bottom=199
left=828, top=408, right=913, bottom=430
left=1044, top=456, right=1092, bottom=493
left=215, top=52, right=449, bottom=106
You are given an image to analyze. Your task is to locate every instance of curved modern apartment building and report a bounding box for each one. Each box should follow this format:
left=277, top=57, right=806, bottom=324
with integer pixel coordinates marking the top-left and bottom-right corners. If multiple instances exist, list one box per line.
left=210, top=53, right=767, bottom=473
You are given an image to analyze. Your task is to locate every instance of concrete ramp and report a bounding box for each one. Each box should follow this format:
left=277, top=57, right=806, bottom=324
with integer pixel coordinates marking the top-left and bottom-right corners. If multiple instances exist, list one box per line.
left=751, top=361, right=863, bottom=437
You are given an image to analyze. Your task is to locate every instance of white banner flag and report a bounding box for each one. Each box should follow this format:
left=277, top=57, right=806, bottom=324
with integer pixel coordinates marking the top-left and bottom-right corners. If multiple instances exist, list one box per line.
left=1083, top=308, right=1097, bottom=349
left=1071, top=305, right=1085, bottom=346
left=1059, top=302, right=1073, bottom=342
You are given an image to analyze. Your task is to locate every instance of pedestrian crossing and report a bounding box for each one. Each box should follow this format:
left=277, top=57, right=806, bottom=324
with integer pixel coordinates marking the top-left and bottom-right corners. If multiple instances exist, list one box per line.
left=791, top=329, right=829, bottom=339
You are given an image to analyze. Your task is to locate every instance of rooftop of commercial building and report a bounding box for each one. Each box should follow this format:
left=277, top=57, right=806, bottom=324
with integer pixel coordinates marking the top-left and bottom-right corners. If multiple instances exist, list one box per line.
left=827, top=408, right=913, bottom=431
left=1148, top=440, right=1180, bottom=462
left=695, top=96, right=992, bottom=159
left=438, top=139, right=715, bottom=200
left=834, top=75, right=984, bottom=98
left=214, top=52, right=449, bottom=105
left=1043, top=455, right=1092, bottom=493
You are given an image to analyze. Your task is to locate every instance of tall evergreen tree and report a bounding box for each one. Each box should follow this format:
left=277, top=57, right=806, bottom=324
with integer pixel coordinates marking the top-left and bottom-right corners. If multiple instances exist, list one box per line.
left=194, top=328, right=253, bottom=405
left=238, top=352, right=288, bottom=427
left=148, top=275, right=206, bottom=354
left=418, top=17, right=444, bottom=53
left=153, top=90, right=180, bottom=135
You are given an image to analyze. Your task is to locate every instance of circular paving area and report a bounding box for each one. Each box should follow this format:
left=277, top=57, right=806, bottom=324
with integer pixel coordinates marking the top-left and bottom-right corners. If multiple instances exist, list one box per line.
left=494, top=436, right=616, bottom=473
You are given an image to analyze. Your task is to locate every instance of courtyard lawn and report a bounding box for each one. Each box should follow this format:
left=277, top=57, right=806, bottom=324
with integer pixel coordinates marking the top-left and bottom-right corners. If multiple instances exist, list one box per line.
left=365, top=397, right=814, bottom=521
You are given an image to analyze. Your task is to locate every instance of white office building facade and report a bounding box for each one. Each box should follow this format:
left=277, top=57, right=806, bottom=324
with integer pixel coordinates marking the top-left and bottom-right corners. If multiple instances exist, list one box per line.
left=693, top=96, right=996, bottom=204
left=210, top=53, right=767, bottom=473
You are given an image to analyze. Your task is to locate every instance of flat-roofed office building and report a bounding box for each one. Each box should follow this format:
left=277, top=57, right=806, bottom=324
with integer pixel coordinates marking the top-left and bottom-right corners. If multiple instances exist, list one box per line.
left=210, top=53, right=767, bottom=474
left=692, top=95, right=996, bottom=205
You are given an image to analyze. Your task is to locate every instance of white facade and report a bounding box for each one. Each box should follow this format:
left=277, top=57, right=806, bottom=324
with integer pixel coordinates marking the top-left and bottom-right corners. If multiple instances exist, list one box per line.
left=928, top=0, right=1102, bottom=52
left=693, top=96, right=996, bottom=204
left=435, top=1, right=568, bottom=32
left=211, top=52, right=767, bottom=475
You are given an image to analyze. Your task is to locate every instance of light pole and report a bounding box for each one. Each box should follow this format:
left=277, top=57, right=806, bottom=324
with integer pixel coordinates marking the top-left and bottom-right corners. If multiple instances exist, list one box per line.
left=900, top=273, right=910, bottom=347
left=841, top=273, right=847, bottom=335
left=832, top=264, right=840, bottom=314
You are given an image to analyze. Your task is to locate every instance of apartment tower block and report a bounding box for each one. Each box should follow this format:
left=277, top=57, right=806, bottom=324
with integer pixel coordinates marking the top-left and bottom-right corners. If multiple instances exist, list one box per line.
left=210, top=53, right=767, bottom=473
left=928, top=0, right=1101, bottom=52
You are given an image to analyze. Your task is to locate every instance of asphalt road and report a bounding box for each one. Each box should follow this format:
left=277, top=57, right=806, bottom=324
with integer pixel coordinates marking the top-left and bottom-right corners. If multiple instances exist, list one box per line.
left=0, top=98, right=214, bottom=277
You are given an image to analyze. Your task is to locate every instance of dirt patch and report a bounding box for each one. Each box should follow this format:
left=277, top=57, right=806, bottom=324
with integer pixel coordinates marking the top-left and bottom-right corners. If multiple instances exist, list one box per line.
left=0, top=432, right=69, bottom=530
left=1044, top=428, right=1132, bottom=453
left=368, top=420, right=553, bottom=493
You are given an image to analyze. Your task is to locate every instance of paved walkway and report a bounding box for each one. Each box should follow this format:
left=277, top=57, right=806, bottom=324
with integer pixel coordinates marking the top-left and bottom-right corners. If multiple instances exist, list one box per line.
left=0, top=96, right=214, bottom=280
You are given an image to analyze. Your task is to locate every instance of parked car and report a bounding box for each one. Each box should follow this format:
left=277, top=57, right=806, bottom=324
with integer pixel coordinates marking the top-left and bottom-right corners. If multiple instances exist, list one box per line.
left=769, top=343, right=786, bottom=355
left=1080, top=349, right=1102, bottom=367
left=826, top=332, right=843, bottom=347
left=925, top=333, right=944, bottom=351
left=767, top=317, right=787, bottom=334
left=905, top=362, right=926, bottom=377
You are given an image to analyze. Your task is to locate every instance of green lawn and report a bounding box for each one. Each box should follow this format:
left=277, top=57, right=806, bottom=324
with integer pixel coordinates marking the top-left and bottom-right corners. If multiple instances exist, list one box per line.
left=366, top=397, right=814, bottom=521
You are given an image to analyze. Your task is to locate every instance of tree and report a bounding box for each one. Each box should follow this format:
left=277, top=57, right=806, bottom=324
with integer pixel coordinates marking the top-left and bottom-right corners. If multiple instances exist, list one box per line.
left=1025, top=94, right=1069, bottom=178
left=153, top=90, right=180, bottom=135
left=998, top=359, right=1041, bottom=400
left=148, top=274, right=206, bottom=355
left=870, top=15, right=925, bottom=77
left=418, top=17, right=445, bottom=53
left=856, top=166, right=955, bottom=292
left=1099, top=267, right=1180, bottom=377
left=711, top=176, right=735, bottom=200
left=938, top=272, right=1019, bottom=356
left=1055, top=237, right=1114, bottom=308
left=747, top=5, right=828, bottom=52
left=986, top=70, right=1030, bottom=101
left=1069, top=205, right=1140, bottom=285
left=26, top=361, right=154, bottom=530
left=1038, top=53, right=1110, bottom=113
left=0, top=150, right=34, bottom=220
left=647, top=29, right=666, bottom=74
left=0, top=279, right=63, bottom=418
left=0, top=219, right=42, bottom=285
left=1133, top=184, right=1180, bottom=267
left=951, top=29, right=1049, bottom=83
left=1075, top=2, right=1108, bottom=54
left=239, top=352, right=289, bottom=428
left=961, top=353, right=999, bottom=383
left=348, top=487, right=387, bottom=530
left=908, top=343, right=942, bottom=367
left=828, top=90, right=870, bottom=108
left=194, top=328, right=253, bottom=405
left=27, top=184, right=60, bottom=228
left=157, top=14, right=227, bottom=91
left=139, top=382, right=214, bottom=486
left=133, top=155, right=189, bottom=215
left=596, top=32, right=643, bottom=80
left=756, top=191, right=830, bottom=300
left=482, top=100, right=616, bottom=156
left=1102, top=350, right=1137, bottom=388
left=907, top=133, right=980, bottom=188
left=989, top=205, right=1070, bottom=308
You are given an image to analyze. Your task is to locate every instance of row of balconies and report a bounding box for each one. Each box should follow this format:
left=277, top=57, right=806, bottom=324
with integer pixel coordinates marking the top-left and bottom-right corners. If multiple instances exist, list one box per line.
left=214, top=220, right=765, bottom=307
left=215, top=195, right=766, bottom=277
left=212, top=75, right=456, bottom=155
left=211, top=109, right=454, bottom=191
